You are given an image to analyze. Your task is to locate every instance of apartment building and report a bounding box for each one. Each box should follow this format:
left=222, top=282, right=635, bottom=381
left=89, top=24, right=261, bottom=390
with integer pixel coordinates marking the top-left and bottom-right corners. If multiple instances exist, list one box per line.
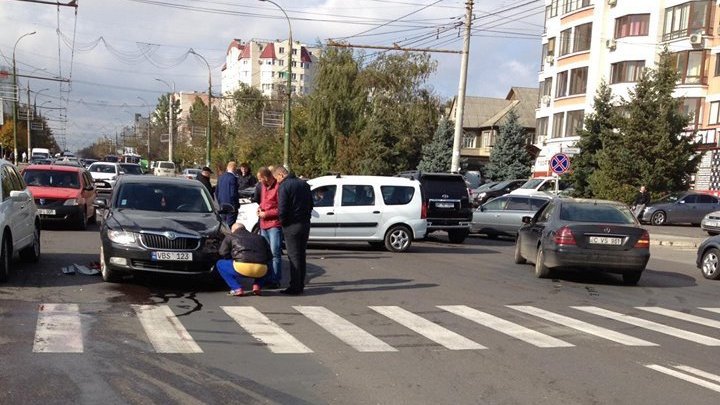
left=174, top=91, right=209, bottom=141
left=536, top=0, right=720, bottom=188
left=221, top=38, right=319, bottom=98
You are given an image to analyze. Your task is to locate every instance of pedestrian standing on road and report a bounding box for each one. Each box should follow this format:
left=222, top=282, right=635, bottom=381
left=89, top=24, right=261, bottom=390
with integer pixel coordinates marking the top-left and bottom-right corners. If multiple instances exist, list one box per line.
left=22, top=151, right=27, bottom=163
left=256, top=167, right=283, bottom=289
left=196, top=166, right=214, bottom=196
left=633, top=185, right=651, bottom=219
left=273, top=165, right=313, bottom=295
left=216, top=161, right=239, bottom=226
left=236, top=163, right=256, bottom=194
left=216, top=223, right=272, bottom=296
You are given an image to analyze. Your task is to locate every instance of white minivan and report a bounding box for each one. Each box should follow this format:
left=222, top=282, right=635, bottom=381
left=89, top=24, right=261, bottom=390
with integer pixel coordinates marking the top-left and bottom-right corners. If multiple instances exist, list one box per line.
left=154, top=161, right=176, bottom=177
left=236, top=175, right=427, bottom=252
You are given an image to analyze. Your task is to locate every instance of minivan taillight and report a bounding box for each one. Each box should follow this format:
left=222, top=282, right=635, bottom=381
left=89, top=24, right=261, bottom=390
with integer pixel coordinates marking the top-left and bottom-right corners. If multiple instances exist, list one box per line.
left=634, top=230, right=650, bottom=248
left=554, top=226, right=576, bottom=246
left=421, top=201, right=428, bottom=219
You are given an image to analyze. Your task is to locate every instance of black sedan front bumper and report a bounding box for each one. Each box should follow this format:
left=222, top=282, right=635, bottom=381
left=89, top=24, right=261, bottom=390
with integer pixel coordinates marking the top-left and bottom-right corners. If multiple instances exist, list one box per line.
left=101, top=237, right=219, bottom=276
left=544, top=246, right=650, bottom=273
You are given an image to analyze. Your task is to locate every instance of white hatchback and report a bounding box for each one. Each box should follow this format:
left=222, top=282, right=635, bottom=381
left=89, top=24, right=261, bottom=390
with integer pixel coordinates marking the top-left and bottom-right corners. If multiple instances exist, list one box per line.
left=88, top=162, right=122, bottom=186
left=237, top=175, right=427, bottom=252
left=154, top=161, right=176, bottom=177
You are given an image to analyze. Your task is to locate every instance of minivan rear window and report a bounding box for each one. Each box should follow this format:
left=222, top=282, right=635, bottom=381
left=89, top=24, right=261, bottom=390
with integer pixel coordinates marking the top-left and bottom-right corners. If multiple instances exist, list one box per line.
left=422, top=176, right=467, bottom=199
left=381, top=186, right=415, bottom=205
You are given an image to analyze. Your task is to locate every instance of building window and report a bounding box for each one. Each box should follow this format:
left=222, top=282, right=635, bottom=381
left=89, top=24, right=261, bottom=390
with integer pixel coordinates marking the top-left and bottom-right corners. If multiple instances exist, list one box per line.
left=559, top=29, right=572, bottom=56
left=279, top=47, right=284, bottom=53
left=610, top=61, right=645, bottom=83
left=671, top=50, right=709, bottom=84
left=300, top=74, right=304, bottom=80
left=565, top=110, right=584, bottom=137
left=462, top=133, right=476, bottom=148
left=615, top=14, right=650, bottom=38
left=538, top=77, right=553, bottom=106
left=547, top=0, right=559, bottom=19
left=481, top=130, right=496, bottom=148
left=536, top=117, right=548, bottom=141
left=714, top=54, right=720, bottom=77
left=663, top=1, right=712, bottom=41
left=552, top=112, right=564, bottom=139
left=556, top=71, right=568, bottom=98
left=709, top=101, right=720, bottom=125
left=540, top=43, right=548, bottom=71
left=292, top=73, right=297, bottom=80
left=563, top=0, right=591, bottom=15
left=279, top=60, right=284, bottom=66
left=568, top=67, right=588, bottom=95
left=573, top=23, right=592, bottom=53
left=547, top=37, right=556, bottom=57
left=681, top=97, right=703, bottom=128
left=292, top=61, right=297, bottom=67
left=292, top=49, right=298, bottom=55
left=279, top=72, right=286, bottom=79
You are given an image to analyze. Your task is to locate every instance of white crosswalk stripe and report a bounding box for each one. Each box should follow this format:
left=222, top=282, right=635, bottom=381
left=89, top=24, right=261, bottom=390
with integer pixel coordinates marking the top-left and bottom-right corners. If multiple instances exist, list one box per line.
left=699, top=307, right=720, bottom=315
left=33, top=303, right=83, bottom=353
left=636, top=307, right=720, bottom=329
left=294, top=306, right=397, bottom=352
left=370, top=306, right=486, bottom=350
left=440, top=305, right=574, bottom=348
left=508, top=306, right=657, bottom=346
left=132, top=305, right=203, bottom=354
left=573, top=306, right=720, bottom=346
left=646, top=364, right=720, bottom=393
left=222, top=306, right=313, bottom=354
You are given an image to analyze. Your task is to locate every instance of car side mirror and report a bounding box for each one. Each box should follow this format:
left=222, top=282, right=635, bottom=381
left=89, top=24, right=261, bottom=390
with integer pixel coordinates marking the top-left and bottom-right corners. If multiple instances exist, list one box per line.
left=218, top=203, right=236, bottom=214
left=9, top=190, right=28, bottom=201
left=521, top=216, right=532, bottom=224
left=678, top=200, right=686, bottom=204
left=93, top=199, right=107, bottom=209
left=84, top=185, right=95, bottom=191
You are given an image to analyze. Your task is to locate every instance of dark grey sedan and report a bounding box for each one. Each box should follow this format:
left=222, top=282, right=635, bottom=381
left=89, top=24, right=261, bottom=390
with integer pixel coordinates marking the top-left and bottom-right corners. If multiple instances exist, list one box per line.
left=515, top=198, right=650, bottom=285
left=640, top=192, right=720, bottom=226
left=470, top=195, right=549, bottom=238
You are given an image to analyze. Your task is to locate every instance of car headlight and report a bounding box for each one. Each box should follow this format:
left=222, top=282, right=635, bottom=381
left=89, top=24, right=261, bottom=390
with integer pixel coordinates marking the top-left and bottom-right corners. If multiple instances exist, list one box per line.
left=64, top=198, right=79, bottom=206
left=108, top=230, right=136, bottom=245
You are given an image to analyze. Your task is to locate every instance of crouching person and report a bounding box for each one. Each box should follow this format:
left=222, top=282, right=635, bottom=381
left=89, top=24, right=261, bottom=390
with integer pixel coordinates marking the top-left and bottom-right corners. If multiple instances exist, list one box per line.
left=216, top=223, right=272, bottom=296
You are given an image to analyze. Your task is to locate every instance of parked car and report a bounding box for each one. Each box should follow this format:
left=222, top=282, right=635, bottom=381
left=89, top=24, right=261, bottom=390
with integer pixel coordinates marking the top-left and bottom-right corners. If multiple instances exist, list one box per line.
left=471, top=195, right=550, bottom=238
left=0, top=159, right=41, bottom=282
left=237, top=175, right=426, bottom=252
left=397, top=171, right=472, bottom=243
left=510, top=177, right=571, bottom=196
left=640, top=192, right=720, bottom=226
left=697, top=236, right=720, bottom=279
left=181, top=168, right=202, bottom=180
left=701, top=211, right=720, bottom=235
left=515, top=198, right=650, bottom=285
left=475, top=179, right=527, bottom=206
left=119, top=163, right=144, bottom=175
left=22, top=165, right=97, bottom=229
left=95, top=176, right=231, bottom=282
left=82, top=158, right=98, bottom=168
left=154, top=161, right=176, bottom=177
left=88, top=162, right=123, bottom=187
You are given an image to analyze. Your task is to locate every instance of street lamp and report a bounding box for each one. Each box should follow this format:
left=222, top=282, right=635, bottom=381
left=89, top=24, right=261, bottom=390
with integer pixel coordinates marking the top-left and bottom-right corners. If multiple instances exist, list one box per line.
left=189, top=49, right=213, bottom=167
left=33, top=87, right=49, bottom=114
left=259, top=0, right=292, bottom=168
left=12, top=31, right=36, bottom=165
left=155, top=78, right=176, bottom=162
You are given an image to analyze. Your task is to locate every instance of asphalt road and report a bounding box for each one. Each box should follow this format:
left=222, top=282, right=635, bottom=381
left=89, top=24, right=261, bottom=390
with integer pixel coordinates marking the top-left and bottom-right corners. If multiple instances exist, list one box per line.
left=1, top=226, right=719, bottom=404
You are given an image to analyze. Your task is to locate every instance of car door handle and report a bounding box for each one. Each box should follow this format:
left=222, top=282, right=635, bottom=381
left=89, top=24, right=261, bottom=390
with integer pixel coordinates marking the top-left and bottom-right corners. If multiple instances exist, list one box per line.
left=326, top=212, right=334, bottom=215
left=373, top=211, right=381, bottom=214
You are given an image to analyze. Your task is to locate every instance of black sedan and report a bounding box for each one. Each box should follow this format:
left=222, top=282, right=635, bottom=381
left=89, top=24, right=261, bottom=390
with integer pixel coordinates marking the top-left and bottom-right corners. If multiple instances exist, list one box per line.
left=514, top=198, right=650, bottom=285
left=95, top=176, right=232, bottom=282
left=474, top=179, right=526, bottom=206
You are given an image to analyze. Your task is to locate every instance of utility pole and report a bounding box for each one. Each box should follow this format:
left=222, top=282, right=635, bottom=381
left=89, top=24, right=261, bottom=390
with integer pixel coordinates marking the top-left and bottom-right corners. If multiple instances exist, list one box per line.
left=169, top=92, right=174, bottom=162
left=12, top=31, right=36, bottom=165
left=189, top=49, right=212, bottom=167
left=26, top=84, right=31, bottom=158
left=450, top=0, right=473, bottom=173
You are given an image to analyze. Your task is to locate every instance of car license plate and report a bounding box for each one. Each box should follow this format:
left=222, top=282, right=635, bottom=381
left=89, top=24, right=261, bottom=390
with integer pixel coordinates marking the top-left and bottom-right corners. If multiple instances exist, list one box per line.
left=436, top=202, right=455, bottom=208
left=589, top=236, right=622, bottom=245
left=37, top=209, right=56, bottom=215
left=151, top=251, right=193, bottom=261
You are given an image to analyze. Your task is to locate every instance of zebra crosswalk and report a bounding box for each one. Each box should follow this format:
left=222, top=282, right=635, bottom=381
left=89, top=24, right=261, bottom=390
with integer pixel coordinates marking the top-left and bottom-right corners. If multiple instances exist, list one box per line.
left=9, top=304, right=720, bottom=355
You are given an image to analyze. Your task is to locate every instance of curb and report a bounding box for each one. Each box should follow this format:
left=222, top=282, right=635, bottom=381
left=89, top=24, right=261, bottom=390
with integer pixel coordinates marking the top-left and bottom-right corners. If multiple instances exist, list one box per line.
left=650, top=239, right=701, bottom=249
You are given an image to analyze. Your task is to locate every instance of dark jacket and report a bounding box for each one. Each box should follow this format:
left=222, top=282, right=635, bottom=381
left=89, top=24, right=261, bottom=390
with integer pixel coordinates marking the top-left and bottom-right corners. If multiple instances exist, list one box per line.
left=219, top=227, right=272, bottom=264
left=251, top=182, right=262, bottom=203
left=237, top=173, right=257, bottom=192
left=216, top=171, right=239, bottom=207
left=634, top=191, right=651, bottom=206
left=196, top=173, right=214, bottom=196
left=278, top=173, right=313, bottom=226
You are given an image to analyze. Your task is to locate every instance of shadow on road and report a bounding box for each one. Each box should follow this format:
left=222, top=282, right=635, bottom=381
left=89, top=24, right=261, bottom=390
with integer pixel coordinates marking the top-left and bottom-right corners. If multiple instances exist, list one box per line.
left=549, top=267, right=697, bottom=288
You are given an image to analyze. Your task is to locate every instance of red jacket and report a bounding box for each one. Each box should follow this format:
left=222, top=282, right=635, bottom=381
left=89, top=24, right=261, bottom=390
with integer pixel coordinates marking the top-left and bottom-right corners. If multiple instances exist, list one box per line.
left=259, top=181, right=281, bottom=230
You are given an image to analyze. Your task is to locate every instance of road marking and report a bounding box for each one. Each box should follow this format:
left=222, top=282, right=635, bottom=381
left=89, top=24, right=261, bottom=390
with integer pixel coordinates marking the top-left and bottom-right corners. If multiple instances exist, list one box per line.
left=440, top=305, right=574, bottom=348
left=132, top=305, right=202, bottom=353
left=674, top=365, right=720, bottom=383
left=508, top=306, right=657, bottom=346
left=294, top=306, right=397, bottom=352
left=222, top=306, right=313, bottom=354
left=699, top=307, right=720, bottom=315
left=33, top=303, right=83, bottom=353
left=370, top=306, right=485, bottom=350
left=637, top=307, right=720, bottom=329
left=573, top=306, right=720, bottom=346
left=646, top=364, right=720, bottom=393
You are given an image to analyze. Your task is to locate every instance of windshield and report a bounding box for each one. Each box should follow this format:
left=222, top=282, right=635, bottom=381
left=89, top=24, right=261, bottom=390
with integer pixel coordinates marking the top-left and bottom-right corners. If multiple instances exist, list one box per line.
left=23, top=170, right=80, bottom=189
left=120, top=164, right=143, bottom=175
left=519, top=179, right=543, bottom=190
left=115, top=183, right=212, bottom=213
left=560, top=203, right=636, bottom=224
left=89, top=164, right=117, bottom=174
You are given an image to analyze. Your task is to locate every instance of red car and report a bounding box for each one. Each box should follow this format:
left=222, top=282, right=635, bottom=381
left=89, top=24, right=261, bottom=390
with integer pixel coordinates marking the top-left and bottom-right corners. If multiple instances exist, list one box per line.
left=22, top=165, right=97, bottom=229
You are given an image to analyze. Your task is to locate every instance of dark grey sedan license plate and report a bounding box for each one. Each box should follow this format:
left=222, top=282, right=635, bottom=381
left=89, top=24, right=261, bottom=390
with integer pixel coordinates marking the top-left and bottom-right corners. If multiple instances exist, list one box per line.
left=589, top=236, right=622, bottom=245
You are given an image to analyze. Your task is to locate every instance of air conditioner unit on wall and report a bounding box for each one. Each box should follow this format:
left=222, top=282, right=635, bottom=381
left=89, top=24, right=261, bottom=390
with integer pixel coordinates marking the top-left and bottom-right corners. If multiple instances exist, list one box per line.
left=690, top=33, right=704, bottom=46
left=545, top=55, right=555, bottom=65
left=606, top=39, right=617, bottom=50
left=608, top=0, right=617, bottom=6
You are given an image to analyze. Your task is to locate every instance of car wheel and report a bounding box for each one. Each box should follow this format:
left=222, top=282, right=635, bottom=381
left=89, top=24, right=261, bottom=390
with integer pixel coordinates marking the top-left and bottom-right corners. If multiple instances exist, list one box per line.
left=447, top=229, right=469, bottom=244
left=622, top=271, right=643, bottom=285
left=534, top=248, right=552, bottom=278
left=384, top=225, right=412, bottom=252
left=77, top=207, right=88, bottom=230
left=100, top=246, right=121, bottom=283
left=20, top=224, right=40, bottom=263
left=651, top=211, right=666, bottom=226
left=0, top=233, right=10, bottom=283
left=514, top=237, right=526, bottom=264
left=701, top=248, right=720, bottom=280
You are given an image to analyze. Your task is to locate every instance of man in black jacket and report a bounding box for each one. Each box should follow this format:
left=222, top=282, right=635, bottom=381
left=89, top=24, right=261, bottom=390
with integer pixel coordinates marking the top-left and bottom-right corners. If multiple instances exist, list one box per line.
left=273, top=165, right=313, bottom=295
left=216, top=223, right=272, bottom=296
left=196, top=166, right=214, bottom=196
left=632, top=185, right=651, bottom=218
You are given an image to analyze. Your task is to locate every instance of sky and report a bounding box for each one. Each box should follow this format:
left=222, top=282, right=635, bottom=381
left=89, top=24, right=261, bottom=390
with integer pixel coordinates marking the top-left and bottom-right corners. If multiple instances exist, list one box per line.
left=0, top=0, right=544, bottom=152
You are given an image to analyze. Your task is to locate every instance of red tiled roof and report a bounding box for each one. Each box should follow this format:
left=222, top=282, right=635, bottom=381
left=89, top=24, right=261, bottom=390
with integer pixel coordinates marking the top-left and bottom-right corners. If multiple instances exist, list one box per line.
left=237, top=45, right=245, bottom=60
left=240, top=44, right=251, bottom=59
left=226, top=39, right=243, bottom=55
left=259, top=43, right=276, bottom=59
left=300, top=47, right=312, bottom=63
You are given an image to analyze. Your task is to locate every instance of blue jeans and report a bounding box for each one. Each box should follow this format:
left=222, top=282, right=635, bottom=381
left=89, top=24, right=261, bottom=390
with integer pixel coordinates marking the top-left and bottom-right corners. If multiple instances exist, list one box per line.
left=216, top=259, right=264, bottom=290
left=261, top=227, right=283, bottom=284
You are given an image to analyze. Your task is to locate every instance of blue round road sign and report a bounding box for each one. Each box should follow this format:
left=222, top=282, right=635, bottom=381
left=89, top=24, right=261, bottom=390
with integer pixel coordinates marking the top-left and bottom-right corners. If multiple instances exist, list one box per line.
left=550, top=153, right=570, bottom=174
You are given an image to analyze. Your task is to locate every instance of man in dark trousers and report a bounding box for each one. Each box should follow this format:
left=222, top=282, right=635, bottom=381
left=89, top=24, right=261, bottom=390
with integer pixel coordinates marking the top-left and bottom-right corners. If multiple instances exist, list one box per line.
left=273, top=165, right=313, bottom=295
left=196, top=166, right=214, bottom=196
left=633, top=185, right=651, bottom=219
left=216, top=161, right=239, bottom=226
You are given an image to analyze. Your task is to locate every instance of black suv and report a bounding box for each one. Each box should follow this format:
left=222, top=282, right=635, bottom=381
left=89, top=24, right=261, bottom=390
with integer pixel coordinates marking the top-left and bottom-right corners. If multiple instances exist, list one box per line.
left=397, top=171, right=473, bottom=243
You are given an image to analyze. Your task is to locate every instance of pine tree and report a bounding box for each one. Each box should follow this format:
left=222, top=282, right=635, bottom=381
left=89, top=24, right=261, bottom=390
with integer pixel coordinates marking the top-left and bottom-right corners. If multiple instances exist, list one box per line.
left=570, top=81, right=614, bottom=198
left=486, top=109, right=532, bottom=180
left=417, top=116, right=453, bottom=172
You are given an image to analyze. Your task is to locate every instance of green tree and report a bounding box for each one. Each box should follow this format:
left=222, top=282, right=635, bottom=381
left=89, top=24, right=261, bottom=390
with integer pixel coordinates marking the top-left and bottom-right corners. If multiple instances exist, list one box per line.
left=570, top=82, right=615, bottom=198
left=417, top=116, right=453, bottom=172
left=486, top=109, right=532, bottom=180
left=590, top=50, right=700, bottom=203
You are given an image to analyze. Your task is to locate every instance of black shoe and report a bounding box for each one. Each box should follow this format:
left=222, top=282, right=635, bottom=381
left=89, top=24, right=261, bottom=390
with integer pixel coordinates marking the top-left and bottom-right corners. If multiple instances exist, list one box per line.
left=265, top=282, right=281, bottom=290
left=280, top=288, right=303, bottom=295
